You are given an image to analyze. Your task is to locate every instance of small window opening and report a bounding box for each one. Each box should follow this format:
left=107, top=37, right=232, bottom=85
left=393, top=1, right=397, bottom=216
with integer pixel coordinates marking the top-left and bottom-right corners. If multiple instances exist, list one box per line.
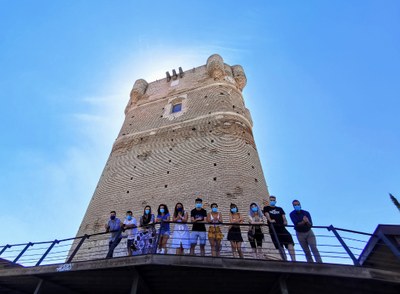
left=172, top=103, right=182, bottom=113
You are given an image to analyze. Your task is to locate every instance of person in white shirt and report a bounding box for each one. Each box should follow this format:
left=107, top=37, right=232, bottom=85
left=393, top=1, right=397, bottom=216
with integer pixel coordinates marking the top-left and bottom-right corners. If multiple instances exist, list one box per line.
left=122, top=210, right=138, bottom=256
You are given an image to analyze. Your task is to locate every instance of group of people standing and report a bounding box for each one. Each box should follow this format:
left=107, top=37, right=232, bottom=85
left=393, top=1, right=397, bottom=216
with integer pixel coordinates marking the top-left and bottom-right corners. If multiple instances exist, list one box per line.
left=104, top=196, right=322, bottom=263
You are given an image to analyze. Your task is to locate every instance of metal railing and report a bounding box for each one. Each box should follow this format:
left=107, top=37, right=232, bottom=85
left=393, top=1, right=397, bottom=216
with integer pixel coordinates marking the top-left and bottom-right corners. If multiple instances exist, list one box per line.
left=0, top=222, right=398, bottom=269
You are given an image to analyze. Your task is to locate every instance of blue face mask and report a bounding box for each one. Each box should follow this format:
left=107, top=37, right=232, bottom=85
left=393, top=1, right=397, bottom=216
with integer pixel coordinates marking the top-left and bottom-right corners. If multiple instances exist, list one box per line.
left=269, top=201, right=276, bottom=206
left=145, top=209, right=150, bottom=215
left=195, top=203, right=202, bottom=208
left=251, top=206, right=258, bottom=212
left=160, top=208, right=165, bottom=214
left=212, top=207, right=218, bottom=213
left=294, top=205, right=301, bottom=211
left=177, top=207, right=183, bottom=212
left=110, top=215, right=116, bottom=220
left=231, top=207, right=237, bottom=213
left=126, top=215, right=132, bottom=221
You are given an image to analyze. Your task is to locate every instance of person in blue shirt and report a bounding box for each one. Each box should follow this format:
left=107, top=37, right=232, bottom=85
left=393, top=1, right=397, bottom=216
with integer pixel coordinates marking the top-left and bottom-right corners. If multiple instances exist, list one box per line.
left=289, top=200, right=322, bottom=263
left=105, top=210, right=122, bottom=259
left=156, top=204, right=171, bottom=254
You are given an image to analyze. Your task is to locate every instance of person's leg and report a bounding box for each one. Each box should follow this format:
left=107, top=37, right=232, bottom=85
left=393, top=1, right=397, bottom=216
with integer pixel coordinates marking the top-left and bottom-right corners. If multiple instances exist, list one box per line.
left=296, top=232, right=313, bottom=262
left=162, top=234, right=169, bottom=254
left=190, top=232, right=197, bottom=255
left=107, top=237, right=121, bottom=258
left=307, top=230, right=322, bottom=263
left=230, top=241, right=237, bottom=258
left=237, top=242, right=244, bottom=259
left=199, top=232, right=206, bottom=256
left=256, top=238, right=263, bottom=258
left=157, top=235, right=163, bottom=253
left=209, top=238, right=216, bottom=257
left=106, top=240, right=113, bottom=258
left=216, top=240, right=221, bottom=257
left=127, top=239, right=132, bottom=257
left=249, top=240, right=257, bottom=258
left=287, top=243, right=296, bottom=261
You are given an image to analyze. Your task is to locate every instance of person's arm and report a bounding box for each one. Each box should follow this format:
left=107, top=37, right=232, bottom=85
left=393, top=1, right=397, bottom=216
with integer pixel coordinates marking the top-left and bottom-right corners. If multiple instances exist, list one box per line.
left=206, top=212, right=212, bottom=223
left=196, top=210, right=207, bottom=223
left=266, top=211, right=275, bottom=223
left=291, top=212, right=308, bottom=229
left=218, top=212, right=223, bottom=223
left=165, top=214, right=171, bottom=222
left=173, top=213, right=179, bottom=222
left=105, top=220, right=110, bottom=231
left=282, top=214, right=288, bottom=226
left=249, top=214, right=263, bottom=224
left=182, top=211, right=188, bottom=223
left=238, top=213, right=244, bottom=224
left=303, top=211, right=312, bottom=226
left=248, top=214, right=254, bottom=224
left=149, top=214, right=155, bottom=225
left=191, top=210, right=196, bottom=223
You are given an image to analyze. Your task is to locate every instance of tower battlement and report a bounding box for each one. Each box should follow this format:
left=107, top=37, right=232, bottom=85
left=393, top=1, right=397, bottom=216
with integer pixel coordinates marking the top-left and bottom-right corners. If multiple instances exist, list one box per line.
left=125, top=54, right=247, bottom=114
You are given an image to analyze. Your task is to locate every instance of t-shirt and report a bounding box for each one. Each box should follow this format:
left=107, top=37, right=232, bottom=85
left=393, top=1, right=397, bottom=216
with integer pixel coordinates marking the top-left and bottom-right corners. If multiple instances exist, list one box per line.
left=157, top=213, right=170, bottom=232
left=190, top=208, right=207, bottom=232
left=263, top=206, right=285, bottom=225
left=107, top=218, right=122, bottom=241
left=123, top=218, right=138, bottom=240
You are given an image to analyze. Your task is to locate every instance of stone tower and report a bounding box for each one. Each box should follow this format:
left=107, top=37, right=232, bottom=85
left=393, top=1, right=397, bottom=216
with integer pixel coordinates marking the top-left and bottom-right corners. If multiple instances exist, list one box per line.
left=72, top=54, right=271, bottom=259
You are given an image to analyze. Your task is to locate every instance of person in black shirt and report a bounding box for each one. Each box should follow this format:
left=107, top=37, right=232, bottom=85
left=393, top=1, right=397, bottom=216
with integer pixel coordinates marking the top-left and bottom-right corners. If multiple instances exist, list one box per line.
left=190, top=197, right=207, bottom=256
left=263, top=196, right=296, bottom=261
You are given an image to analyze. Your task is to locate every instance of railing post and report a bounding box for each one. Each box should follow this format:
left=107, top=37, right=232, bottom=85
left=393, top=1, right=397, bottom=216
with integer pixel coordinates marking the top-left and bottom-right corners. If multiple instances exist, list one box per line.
left=378, top=232, right=400, bottom=261
left=36, top=240, right=59, bottom=266
left=67, top=234, right=88, bottom=263
left=0, top=244, right=11, bottom=256
left=269, top=223, right=287, bottom=261
left=13, top=242, right=33, bottom=264
left=328, top=225, right=360, bottom=266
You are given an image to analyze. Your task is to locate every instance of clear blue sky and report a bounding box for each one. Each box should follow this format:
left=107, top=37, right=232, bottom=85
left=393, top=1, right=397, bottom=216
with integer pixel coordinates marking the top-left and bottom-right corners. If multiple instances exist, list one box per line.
left=0, top=0, right=399, bottom=246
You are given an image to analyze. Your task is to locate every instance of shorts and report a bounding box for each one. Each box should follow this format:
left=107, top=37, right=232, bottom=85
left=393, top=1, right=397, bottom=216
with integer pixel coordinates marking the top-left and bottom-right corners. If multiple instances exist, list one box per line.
left=159, top=229, right=170, bottom=236
left=269, top=224, right=294, bottom=249
left=208, top=226, right=224, bottom=241
left=190, top=231, right=207, bottom=245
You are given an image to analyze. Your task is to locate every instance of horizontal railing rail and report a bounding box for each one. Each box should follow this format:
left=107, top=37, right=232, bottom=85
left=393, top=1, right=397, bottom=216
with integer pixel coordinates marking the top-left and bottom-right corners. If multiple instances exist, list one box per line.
left=0, top=222, right=398, bottom=270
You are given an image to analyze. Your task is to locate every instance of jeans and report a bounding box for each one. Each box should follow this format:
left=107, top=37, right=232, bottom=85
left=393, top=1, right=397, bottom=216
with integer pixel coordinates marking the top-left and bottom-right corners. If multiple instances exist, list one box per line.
left=296, top=229, right=322, bottom=263
left=106, top=237, right=122, bottom=259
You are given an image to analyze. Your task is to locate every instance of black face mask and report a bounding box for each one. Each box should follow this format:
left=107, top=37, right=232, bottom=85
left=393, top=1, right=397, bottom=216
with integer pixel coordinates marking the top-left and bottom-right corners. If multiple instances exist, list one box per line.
left=110, top=215, right=116, bottom=220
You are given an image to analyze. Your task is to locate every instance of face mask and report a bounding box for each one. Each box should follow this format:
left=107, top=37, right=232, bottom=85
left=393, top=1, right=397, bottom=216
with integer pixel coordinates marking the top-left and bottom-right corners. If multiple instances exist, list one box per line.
left=269, top=201, right=276, bottom=206
left=195, top=203, right=202, bottom=208
left=212, top=207, right=218, bottom=213
left=110, top=215, right=116, bottom=220
left=160, top=208, right=165, bottom=214
left=251, top=207, right=258, bottom=212
left=177, top=207, right=183, bottom=212
left=126, top=215, right=132, bottom=221
left=231, top=208, right=237, bottom=213
left=294, top=205, right=301, bottom=211
left=145, top=209, right=150, bottom=215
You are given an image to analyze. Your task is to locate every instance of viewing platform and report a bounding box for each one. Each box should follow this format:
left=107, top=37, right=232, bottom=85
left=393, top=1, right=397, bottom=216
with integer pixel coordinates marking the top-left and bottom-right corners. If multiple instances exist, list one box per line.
left=0, top=223, right=399, bottom=293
